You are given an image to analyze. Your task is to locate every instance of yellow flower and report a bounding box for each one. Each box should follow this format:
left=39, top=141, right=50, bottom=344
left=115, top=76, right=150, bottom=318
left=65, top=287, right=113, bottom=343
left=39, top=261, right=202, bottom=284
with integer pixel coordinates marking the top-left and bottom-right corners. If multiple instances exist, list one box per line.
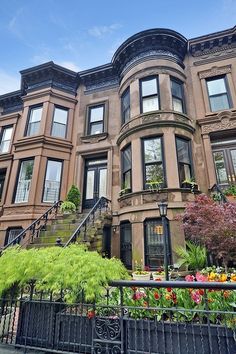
left=230, top=274, right=236, bottom=282
left=220, top=274, right=227, bottom=282
left=208, top=272, right=216, bottom=281
left=165, top=294, right=171, bottom=300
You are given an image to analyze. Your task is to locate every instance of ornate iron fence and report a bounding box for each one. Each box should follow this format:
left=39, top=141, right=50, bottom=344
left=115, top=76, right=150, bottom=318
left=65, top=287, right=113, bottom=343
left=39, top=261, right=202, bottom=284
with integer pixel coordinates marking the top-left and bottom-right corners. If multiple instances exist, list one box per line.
left=0, top=281, right=235, bottom=353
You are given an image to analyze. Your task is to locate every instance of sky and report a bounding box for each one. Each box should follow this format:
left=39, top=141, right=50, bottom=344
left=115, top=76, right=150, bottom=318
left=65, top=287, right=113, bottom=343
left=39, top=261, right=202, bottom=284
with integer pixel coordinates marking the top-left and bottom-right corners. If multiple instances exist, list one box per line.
left=0, top=0, right=235, bottom=94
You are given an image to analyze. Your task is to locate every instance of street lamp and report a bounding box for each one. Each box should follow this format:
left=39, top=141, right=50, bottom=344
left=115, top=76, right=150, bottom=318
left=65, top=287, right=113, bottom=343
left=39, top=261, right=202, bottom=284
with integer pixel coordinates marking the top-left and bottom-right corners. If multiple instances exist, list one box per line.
left=158, top=201, right=169, bottom=281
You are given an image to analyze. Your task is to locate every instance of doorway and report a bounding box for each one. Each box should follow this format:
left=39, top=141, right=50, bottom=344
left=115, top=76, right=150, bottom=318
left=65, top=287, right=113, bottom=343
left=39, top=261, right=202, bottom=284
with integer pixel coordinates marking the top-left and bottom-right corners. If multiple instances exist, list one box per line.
left=83, top=157, right=107, bottom=209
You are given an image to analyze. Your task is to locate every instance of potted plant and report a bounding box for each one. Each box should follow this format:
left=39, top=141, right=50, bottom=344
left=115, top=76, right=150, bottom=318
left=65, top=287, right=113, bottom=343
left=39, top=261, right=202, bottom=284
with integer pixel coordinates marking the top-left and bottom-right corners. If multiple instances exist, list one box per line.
left=152, top=266, right=165, bottom=281
left=60, top=201, right=76, bottom=214
left=132, top=260, right=150, bottom=280
left=181, top=178, right=198, bottom=192
left=223, top=184, right=236, bottom=202
left=119, top=182, right=131, bottom=197
left=146, top=178, right=163, bottom=191
left=175, top=241, right=207, bottom=273
left=66, top=185, right=81, bottom=210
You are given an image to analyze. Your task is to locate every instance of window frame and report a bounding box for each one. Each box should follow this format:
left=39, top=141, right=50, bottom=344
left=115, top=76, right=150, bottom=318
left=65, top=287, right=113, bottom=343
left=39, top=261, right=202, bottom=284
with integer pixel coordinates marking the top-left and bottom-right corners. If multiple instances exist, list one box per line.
left=0, top=125, right=13, bottom=154
left=140, top=76, right=160, bottom=114
left=51, top=105, right=69, bottom=139
left=121, top=144, right=132, bottom=191
left=87, top=104, right=105, bottom=136
left=171, top=77, right=186, bottom=114
left=42, top=158, right=63, bottom=203
left=25, top=104, right=43, bottom=137
left=142, top=136, right=166, bottom=189
left=175, top=136, right=194, bottom=187
left=206, top=75, right=232, bottom=112
left=121, top=87, right=130, bottom=125
left=4, top=227, right=23, bottom=247
left=13, top=158, right=35, bottom=204
left=0, top=168, right=7, bottom=202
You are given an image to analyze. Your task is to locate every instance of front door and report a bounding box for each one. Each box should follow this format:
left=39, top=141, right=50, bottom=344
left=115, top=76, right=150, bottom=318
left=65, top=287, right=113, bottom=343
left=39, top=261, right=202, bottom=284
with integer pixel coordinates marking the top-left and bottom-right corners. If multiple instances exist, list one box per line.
left=83, top=158, right=107, bottom=209
left=212, top=140, right=236, bottom=187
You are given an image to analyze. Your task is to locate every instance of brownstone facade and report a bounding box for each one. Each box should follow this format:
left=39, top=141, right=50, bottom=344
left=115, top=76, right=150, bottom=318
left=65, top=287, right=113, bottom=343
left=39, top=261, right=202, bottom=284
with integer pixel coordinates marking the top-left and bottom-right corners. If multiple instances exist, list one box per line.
left=0, top=26, right=236, bottom=269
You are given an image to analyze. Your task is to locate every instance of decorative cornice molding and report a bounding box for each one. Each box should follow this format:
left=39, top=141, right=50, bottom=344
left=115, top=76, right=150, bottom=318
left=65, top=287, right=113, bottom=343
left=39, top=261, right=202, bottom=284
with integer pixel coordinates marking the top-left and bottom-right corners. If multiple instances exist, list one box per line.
left=14, top=135, right=73, bottom=151
left=198, top=65, right=231, bottom=79
left=80, top=133, right=108, bottom=143
left=0, top=91, right=23, bottom=115
left=198, top=110, right=236, bottom=134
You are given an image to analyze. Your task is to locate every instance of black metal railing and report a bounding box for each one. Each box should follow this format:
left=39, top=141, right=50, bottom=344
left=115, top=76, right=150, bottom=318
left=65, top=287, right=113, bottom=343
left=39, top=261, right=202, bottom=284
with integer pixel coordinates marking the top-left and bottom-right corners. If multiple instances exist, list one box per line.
left=64, top=196, right=111, bottom=247
left=0, top=280, right=235, bottom=353
left=210, top=184, right=228, bottom=203
left=1, top=200, right=62, bottom=253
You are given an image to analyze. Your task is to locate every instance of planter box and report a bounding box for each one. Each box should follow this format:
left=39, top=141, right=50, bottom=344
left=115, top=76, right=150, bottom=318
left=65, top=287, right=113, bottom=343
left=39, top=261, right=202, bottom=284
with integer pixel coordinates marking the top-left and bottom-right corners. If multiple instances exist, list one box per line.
left=132, top=273, right=150, bottom=281
left=152, top=273, right=165, bottom=281
left=182, top=182, right=198, bottom=191
left=125, top=319, right=236, bottom=354
left=119, top=188, right=131, bottom=197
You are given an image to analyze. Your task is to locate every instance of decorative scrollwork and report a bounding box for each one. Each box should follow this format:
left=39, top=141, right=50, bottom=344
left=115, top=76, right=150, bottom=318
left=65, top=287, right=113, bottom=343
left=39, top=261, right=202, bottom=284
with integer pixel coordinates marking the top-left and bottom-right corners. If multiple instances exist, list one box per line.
left=93, top=343, right=121, bottom=354
left=95, top=317, right=121, bottom=340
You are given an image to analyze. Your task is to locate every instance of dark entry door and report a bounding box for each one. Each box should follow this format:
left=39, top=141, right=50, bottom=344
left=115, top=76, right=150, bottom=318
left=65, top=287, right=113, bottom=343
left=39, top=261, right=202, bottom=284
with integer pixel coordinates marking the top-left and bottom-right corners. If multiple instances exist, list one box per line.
left=120, top=222, right=132, bottom=269
left=83, top=158, right=107, bottom=209
left=212, top=141, right=236, bottom=186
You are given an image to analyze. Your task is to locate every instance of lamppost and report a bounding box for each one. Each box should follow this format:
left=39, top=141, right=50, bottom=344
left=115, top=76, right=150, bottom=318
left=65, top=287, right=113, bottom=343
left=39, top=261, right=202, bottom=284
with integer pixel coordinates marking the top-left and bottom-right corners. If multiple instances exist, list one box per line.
left=158, top=201, right=169, bottom=281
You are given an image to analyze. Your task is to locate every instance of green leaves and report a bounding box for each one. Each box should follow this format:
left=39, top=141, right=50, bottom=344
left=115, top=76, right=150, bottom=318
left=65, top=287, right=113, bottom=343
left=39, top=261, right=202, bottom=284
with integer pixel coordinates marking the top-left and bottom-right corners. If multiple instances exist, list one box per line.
left=0, top=245, right=129, bottom=302
left=175, top=241, right=207, bottom=271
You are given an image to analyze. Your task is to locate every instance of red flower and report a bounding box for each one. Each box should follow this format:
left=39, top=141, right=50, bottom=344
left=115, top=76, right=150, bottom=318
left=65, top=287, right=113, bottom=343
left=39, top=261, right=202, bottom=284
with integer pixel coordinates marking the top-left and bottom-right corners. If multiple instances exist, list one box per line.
left=87, top=310, right=95, bottom=319
left=154, top=292, right=160, bottom=300
left=167, top=287, right=172, bottom=292
left=198, top=289, right=204, bottom=296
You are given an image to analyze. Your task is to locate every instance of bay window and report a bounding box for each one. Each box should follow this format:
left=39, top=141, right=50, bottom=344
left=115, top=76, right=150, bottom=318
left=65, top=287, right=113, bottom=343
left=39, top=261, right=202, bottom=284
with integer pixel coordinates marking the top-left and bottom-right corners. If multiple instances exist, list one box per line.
left=15, top=159, right=34, bottom=203
left=171, top=79, right=185, bottom=113
left=26, top=106, right=43, bottom=136
left=43, top=160, right=62, bottom=202
left=121, top=87, right=130, bottom=124
left=121, top=144, right=132, bottom=191
left=0, top=126, right=13, bottom=153
left=143, top=137, right=164, bottom=188
left=176, top=137, right=193, bottom=186
left=140, top=77, right=159, bottom=113
left=51, top=107, right=68, bottom=138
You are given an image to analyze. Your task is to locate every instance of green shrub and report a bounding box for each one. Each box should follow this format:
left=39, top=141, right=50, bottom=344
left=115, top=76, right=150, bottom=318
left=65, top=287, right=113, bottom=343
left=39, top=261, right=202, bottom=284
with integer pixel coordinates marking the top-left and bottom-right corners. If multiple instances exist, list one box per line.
left=175, top=241, right=207, bottom=271
left=60, top=201, right=76, bottom=214
left=0, top=245, right=129, bottom=302
left=66, top=185, right=81, bottom=209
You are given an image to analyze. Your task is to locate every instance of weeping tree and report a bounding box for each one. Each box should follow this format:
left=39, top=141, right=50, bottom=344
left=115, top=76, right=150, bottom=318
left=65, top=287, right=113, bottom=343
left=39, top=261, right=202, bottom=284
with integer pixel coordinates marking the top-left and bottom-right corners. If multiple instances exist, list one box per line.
left=178, top=194, right=236, bottom=270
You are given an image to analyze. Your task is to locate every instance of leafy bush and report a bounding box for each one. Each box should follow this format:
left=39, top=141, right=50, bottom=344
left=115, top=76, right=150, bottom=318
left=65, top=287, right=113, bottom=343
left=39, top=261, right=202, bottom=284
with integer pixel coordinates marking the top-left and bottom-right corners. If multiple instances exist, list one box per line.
left=0, top=245, right=129, bottom=302
left=60, top=201, right=76, bottom=214
left=66, top=185, right=81, bottom=209
left=224, top=184, right=236, bottom=196
left=175, top=241, right=207, bottom=271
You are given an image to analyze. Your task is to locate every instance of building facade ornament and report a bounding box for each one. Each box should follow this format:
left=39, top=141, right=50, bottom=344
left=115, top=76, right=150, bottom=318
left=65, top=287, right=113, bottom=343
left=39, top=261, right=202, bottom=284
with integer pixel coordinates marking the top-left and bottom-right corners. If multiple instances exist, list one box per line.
left=199, top=65, right=231, bottom=79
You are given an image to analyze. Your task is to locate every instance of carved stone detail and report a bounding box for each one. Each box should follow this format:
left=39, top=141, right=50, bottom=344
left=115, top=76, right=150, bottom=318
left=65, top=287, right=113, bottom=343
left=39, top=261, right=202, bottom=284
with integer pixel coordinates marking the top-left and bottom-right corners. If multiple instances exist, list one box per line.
left=199, top=65, right=231, bottom=79
left=200, top=111, right=236, bottom=134
left=119, top=198, right=132, bottom=208
left=80, top=133, right=108, bottom=144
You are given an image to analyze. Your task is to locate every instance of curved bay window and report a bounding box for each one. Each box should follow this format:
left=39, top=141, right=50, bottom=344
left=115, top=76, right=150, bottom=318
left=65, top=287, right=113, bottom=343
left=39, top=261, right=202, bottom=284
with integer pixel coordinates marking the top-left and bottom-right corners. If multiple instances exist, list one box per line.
left=143, top=137, right=165, bottom=188
left=121, top=87, right=130, bottom=124
left=121, top=144, right=132, bottom=191
left=144, top=219, right=171, bottom=269
left=140, top=76, right=159, bottom=113
left=176, top=137, right=193, bottom=186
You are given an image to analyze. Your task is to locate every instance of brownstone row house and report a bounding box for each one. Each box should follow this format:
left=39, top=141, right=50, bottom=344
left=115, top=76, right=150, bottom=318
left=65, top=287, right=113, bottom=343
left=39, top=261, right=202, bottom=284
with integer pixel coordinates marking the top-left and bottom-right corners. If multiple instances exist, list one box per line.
left=0, top=26, right=236, bottom=269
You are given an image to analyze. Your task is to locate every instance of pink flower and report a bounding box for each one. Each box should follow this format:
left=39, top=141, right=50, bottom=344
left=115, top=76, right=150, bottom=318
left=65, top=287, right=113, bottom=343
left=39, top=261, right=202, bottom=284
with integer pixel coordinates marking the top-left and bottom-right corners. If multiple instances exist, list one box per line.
left=195, top=272, right=208, bottom=282
left=185, top=274, right=195, bottom=282
left=191, top=291, right=202, bottom=304
left=132, top=291, right=146, bottom=300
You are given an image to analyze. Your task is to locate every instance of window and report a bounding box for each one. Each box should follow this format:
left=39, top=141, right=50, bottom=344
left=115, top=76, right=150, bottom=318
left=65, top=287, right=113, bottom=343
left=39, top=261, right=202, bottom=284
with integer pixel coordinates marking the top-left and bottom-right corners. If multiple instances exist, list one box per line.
left=51, top=107, right=68, bottom=138
left=171, top=79, right=185, bottom=113
left=143, top=137, right=164, bottom=188
left=121, top=145, right=132, bottom=190
left=15, top=159, right=34, bottom=203
left=176, top=137, right=193, bottom=185
left=121, top=88, right=130, bottom=124
left=0, top=169, right=6, bottom=202
left=43, top=160, right=62, bottom=202
left=4, top=227, right=23, bottom=246
left=120, top=222, right=132, bottom=269
left=140, top=77, right=159, bottom=113
left=26, top=106, right=43, bottom=136
left=144, top=219, right=171, bottom=269
left=0, top=126, right=13, bottom=153
left=87, top=105, right=104, bottom=135
left=206, top=76, right=231, bottom=112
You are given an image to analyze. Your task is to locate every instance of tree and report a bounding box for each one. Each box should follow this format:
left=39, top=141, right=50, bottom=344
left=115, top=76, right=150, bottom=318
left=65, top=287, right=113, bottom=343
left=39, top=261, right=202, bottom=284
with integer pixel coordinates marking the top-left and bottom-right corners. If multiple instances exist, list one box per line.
left=178, top=194, right=236, bottom=269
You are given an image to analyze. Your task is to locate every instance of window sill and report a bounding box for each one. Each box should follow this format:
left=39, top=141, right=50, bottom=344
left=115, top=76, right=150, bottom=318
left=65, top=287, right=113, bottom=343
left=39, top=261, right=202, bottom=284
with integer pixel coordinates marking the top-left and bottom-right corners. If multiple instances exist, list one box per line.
left=80, top=132, right=108, bottom=143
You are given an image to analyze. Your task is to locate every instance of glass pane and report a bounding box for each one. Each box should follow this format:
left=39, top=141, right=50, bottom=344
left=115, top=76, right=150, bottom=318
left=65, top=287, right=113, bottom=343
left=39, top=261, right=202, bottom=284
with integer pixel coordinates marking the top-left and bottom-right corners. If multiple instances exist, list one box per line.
left=51, top=122, right=66, bottom=138
left=123, top=146, right=131, bottom=172
left=87, top=159, right=107, bottom=166
left=3, top=127, right=13, bottom=141
left=120, top=223, right=132, bottom=269
left=0, top=141, right=10, bottom=153
left=210, top=94, right=229, bottom=112
left=142, top=96, right=159, bottom=113
left=145, top=220, right=164, bottom=268
left=173, top=98, right=183, bottom=113
left=142, top=78, right=157, bottom=96
left=230, top=150, right=236, bottom=175
left=207, top=78, right=227, bottom=95
left=27, top=121, right=40, bottom=136
left=90, top=106, right=104, bottom=122
left=124, top=170, right=131, bottom=189
left=122, top=89, right=130, bottom=111
left=54, top=108, right=68, bottom=124
left=144, top=138, right=162, bottom=163
left=179, top=164, right=191, bottom=184
left=99, top=168, right=107, bottom=197
left=15, top=160, right=34, bottom=203
left=176, top=138, right=190, bottom=163
left=171, top=80, right=183, bottom=99
left=213, top=151, right=228, bottom=184
left=0, top=170, right=6, bottom=201
left=29, top=107, right=43, bottom=123
left=146, top=164, right=163, bottom=183
left=8, top=229, right=22, bottom=244
left=90, top=122, right=103, bottom=135
left=86, top=170, right=95, bottom=199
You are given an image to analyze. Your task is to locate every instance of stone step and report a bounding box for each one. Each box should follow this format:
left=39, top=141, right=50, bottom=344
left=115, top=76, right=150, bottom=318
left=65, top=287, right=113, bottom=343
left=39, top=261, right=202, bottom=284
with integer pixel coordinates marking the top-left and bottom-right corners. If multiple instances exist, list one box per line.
left=44, top=223, right=80, bottom=231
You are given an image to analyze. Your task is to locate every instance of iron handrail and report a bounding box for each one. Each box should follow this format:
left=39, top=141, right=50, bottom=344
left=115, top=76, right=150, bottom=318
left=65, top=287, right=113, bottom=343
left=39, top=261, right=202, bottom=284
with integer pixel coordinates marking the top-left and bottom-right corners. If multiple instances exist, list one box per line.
left=2, top=200, right=62, bottom=252
left=210, top=183, right=228, bottom=203
left=64, top=196, right=111, bottom=247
